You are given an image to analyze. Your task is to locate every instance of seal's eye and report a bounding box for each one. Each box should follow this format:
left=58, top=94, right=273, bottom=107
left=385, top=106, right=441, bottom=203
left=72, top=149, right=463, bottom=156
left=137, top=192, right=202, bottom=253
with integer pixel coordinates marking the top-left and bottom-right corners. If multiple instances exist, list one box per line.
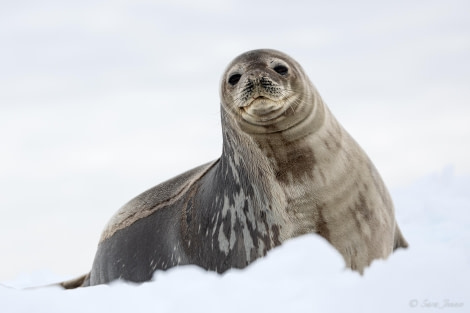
left=228, top=74, right=241, bottom=86
left=273, top=65, right=288, bottom=76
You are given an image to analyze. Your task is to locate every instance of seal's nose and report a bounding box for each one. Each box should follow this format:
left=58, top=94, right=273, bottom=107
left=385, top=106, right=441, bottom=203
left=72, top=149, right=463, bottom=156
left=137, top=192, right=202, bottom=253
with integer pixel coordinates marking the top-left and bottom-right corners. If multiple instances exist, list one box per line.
left=244, top=74, right=276, bottom=97
left=246, top=69, right=266, bottom=81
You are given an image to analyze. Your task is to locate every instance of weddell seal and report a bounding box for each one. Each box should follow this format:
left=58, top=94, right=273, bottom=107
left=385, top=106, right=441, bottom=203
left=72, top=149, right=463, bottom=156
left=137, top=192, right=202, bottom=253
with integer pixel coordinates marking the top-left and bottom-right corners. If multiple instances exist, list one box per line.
left=60, top=49, right=408, bottom=288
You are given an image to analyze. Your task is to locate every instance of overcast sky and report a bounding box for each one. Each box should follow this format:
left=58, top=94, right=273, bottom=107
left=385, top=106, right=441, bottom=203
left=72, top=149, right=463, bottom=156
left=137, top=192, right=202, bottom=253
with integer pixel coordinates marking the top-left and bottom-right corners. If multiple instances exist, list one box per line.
left=0, top=0, right=469, bottom=281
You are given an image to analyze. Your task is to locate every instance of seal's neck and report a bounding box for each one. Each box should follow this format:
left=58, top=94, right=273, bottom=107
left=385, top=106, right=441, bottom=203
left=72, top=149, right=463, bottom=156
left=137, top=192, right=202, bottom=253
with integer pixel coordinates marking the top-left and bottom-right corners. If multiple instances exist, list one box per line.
left=219, top=110, right=280, bottom=198
left=219, top=108, right=290, bottom=222
left=217, top=93, right=337, bottom=241
left=237, top=91, right=329, bottom=183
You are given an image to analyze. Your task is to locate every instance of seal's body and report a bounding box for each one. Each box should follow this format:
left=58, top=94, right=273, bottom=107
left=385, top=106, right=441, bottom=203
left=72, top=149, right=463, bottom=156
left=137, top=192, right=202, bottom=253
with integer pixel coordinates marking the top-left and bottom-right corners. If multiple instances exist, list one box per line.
left=62, top=49, right=407, bottom=288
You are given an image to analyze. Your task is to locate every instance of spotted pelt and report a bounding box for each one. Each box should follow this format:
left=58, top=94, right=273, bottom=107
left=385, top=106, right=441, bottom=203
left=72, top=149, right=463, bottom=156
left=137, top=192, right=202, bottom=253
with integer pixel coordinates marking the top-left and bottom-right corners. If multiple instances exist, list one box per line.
left=61, top=49, right=407, bottom=288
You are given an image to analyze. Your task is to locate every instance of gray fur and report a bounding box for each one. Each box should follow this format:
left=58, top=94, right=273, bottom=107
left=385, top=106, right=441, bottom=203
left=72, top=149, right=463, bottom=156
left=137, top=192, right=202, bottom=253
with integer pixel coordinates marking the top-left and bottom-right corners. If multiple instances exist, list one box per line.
left=61, top=49, right=407, bottom=288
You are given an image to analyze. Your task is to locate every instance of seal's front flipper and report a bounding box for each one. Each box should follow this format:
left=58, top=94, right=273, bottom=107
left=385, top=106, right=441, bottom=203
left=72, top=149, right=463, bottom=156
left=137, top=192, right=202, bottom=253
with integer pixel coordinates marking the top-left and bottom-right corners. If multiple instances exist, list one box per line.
left=393, top=226, right=409, bottom=251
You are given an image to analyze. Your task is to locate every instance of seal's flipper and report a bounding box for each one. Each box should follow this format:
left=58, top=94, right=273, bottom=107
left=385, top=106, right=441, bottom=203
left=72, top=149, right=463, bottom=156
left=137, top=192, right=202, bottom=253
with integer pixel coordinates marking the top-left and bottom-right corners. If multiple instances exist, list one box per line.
left=59, top=273, right=90, bottom=289
left=393, top=226, right=409, bottom=250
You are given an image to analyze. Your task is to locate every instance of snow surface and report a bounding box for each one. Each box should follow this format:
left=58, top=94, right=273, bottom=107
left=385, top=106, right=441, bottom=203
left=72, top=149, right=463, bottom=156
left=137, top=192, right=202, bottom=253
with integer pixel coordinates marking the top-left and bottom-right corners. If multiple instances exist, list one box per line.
left=1, top=168, right=468, bottom=313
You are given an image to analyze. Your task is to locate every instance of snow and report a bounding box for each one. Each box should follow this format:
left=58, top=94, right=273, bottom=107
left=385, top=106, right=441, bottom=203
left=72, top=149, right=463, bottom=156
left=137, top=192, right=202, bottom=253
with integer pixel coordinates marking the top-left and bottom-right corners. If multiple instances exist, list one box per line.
left=1, top=168, right=468, bottom=313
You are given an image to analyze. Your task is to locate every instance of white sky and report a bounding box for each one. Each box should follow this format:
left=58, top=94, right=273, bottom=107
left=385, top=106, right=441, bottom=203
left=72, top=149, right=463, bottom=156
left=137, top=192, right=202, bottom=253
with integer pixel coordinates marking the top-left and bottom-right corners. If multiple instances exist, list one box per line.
left=0, top=0, right=469, bottom=281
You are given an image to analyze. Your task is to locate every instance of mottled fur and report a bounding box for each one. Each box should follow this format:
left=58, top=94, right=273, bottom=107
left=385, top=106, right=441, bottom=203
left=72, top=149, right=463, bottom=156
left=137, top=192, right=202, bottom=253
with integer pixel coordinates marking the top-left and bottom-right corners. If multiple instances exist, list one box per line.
left=61, top=49, right=407, bottom=288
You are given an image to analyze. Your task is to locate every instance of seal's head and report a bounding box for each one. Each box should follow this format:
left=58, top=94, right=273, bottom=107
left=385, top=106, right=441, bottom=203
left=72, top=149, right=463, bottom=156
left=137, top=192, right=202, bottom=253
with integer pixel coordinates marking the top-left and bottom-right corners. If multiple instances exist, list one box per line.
left=220, top=49, right=317, bottom=134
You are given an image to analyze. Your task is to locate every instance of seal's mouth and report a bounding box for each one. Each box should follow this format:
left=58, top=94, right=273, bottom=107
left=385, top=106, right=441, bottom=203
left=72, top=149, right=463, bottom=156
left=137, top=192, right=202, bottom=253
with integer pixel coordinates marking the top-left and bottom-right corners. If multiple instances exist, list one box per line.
left=241, top=96, right=286, bottom=122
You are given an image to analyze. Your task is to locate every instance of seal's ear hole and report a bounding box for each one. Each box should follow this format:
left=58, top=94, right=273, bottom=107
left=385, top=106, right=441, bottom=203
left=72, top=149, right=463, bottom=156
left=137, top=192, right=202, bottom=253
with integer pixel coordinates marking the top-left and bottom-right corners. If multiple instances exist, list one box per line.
left=273, top=65, right=288, bottom=76
left=228, top=74, right=242, bottom=86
